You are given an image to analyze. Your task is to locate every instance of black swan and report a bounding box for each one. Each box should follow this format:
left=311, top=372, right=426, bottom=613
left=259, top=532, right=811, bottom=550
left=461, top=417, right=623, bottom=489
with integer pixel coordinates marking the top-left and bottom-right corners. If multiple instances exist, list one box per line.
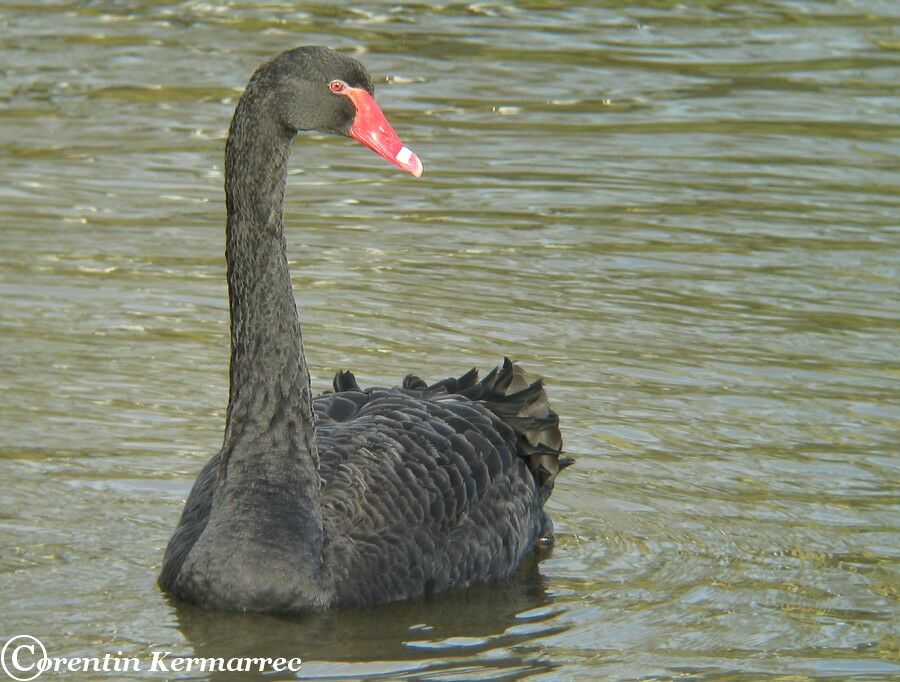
left=159, top=46, right=570, bottom=613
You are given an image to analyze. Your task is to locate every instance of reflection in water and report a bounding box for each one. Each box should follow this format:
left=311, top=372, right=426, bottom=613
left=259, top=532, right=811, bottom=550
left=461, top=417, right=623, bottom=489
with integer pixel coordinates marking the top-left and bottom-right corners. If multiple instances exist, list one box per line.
left=173, top=556, right=565, bottom=679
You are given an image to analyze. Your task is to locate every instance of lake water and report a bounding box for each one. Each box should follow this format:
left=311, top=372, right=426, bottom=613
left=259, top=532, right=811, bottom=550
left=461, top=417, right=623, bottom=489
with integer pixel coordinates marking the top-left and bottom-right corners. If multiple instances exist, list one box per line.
left=1, top=1, right=898, bottom=680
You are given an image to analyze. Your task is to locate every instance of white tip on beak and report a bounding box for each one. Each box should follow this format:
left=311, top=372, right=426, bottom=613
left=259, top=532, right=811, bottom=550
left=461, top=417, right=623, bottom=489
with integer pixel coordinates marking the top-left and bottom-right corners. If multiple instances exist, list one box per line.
left=395, top=146, right=423, bottom=178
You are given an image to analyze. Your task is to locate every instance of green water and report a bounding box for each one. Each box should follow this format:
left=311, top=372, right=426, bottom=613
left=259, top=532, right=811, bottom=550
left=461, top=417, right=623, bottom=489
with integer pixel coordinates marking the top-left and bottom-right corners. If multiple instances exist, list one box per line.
left=1, top=1, right=898, bottom=679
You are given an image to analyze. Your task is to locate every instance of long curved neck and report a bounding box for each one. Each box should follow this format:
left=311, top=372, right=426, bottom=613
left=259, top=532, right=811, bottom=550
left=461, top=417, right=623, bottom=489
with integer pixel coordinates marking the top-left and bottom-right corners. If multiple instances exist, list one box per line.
left=178, top=94, right=332, bottom=610
left=206, top=92, right=328, bottom=605
left=221, top=97, right=317, bottom=457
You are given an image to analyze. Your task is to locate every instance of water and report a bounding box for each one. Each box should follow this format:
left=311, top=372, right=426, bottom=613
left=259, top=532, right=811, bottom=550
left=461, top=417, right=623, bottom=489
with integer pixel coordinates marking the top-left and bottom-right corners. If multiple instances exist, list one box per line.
left=1, top=1, right=898, bottom=679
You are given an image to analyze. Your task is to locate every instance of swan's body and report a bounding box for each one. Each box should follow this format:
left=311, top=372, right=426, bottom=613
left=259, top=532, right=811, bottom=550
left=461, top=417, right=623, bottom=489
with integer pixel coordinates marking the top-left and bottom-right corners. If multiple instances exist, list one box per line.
left=159, top=46, right=568, bottom=613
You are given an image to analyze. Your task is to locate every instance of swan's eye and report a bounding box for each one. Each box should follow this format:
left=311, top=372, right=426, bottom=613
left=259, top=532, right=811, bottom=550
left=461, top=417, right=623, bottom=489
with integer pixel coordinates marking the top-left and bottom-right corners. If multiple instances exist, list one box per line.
left=329, top=80, right=348, bottom=94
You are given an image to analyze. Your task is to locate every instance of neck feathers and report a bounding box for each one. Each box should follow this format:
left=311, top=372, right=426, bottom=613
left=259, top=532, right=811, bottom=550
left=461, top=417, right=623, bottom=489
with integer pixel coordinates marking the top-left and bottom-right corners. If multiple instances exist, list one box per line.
left=220, top=93, right=318, bottom=474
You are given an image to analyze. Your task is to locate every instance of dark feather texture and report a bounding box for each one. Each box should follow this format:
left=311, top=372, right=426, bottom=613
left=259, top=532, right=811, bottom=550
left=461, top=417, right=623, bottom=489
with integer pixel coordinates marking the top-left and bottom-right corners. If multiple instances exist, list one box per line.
left=160, top=359, right=568, bottom=608
left=157, top=46, right=570, bottom=614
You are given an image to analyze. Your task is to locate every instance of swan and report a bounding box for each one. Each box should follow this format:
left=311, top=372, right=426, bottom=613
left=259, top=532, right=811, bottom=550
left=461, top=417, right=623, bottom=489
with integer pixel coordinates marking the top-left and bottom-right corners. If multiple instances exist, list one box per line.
left=158, top=46, right=571, bottom=613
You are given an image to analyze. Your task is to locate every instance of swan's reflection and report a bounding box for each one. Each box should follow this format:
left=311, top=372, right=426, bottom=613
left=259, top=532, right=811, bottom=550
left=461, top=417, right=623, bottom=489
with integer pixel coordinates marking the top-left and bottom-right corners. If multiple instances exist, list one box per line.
left=172, top=555, right=567, bottom=680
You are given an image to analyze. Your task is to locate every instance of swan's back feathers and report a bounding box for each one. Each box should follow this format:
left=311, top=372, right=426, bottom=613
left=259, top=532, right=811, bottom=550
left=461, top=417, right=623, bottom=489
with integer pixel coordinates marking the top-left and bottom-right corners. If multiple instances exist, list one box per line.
left=321, top=358, right=568, bottom=491
left=311, top=358, right=569, bottom=605
left=410, top=359, right=567, bottom=487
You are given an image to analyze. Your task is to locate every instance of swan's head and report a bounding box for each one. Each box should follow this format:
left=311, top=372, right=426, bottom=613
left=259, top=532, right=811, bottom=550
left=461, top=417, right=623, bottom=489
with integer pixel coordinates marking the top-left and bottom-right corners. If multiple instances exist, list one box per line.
left=248, top=46, right=423, bottom=177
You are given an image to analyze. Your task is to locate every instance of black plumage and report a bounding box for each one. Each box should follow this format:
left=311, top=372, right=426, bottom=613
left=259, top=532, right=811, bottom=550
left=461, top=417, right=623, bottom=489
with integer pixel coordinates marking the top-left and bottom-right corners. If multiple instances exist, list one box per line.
left=157, top=46, right=570, bottom=614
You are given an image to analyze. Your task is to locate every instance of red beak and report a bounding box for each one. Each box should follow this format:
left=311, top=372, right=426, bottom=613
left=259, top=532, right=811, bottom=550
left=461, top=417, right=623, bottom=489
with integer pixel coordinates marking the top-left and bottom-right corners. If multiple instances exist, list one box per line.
left=345, top=87, right=423, bottom=178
